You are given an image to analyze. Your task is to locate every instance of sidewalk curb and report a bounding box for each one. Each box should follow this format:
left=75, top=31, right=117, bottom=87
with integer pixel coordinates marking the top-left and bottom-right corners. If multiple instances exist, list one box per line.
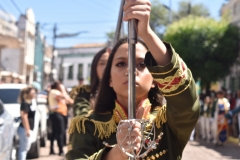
left=227, top=136, right=239, bottom=146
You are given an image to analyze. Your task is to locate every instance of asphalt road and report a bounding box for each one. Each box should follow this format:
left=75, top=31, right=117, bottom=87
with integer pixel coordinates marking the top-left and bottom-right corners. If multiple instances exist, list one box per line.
left=29, top=139, right=240, bottom=160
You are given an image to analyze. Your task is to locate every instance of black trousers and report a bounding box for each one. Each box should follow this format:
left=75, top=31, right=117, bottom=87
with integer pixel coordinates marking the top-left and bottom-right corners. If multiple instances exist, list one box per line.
left=49, top=112, right=65, bottom=153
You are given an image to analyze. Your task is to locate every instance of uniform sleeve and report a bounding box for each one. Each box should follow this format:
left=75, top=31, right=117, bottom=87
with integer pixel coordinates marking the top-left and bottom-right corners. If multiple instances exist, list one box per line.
left=66, top=120, right=108, bottom=160
left=20, top=102, right=30, bottom=113
left=72, top=85, right=91, bottom=117
left=145, top=42, right=200, bottom=149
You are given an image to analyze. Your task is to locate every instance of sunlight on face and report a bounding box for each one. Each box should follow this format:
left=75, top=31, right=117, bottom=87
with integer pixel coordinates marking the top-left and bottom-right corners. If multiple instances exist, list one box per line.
left=110, top=43, right=153, bottom=101
left=97, top=52, right=110, bottom=80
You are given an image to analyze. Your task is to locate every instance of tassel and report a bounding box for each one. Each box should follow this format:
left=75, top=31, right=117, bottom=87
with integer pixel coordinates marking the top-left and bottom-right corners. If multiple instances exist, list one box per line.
left=68, top=115, right=117, bottom=139
left=155, top=105, right=167, bottom=129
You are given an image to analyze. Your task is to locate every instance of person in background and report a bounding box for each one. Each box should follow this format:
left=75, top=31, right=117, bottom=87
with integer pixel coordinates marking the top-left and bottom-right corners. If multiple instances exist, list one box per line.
left=200, top=96, right=212, bottom=143
left=78, top=77, right=84, bottom=86
left=70, top=47, right=110, bottom=117
left=48, top=81, right=73, bottom=156
left=212, top=91, right=230, bottom=145
left=17, top=87, right=37, bottom=160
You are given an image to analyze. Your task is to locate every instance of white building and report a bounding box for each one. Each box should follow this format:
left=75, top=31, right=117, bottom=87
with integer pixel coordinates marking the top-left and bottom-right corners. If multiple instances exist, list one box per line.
left=220, top=0, right=240, bottom=93
left=0, top=9, right=23, bottom=83
left=17, top=8, right=36, bottom=84
left=56, top=43, right=106, bottom=87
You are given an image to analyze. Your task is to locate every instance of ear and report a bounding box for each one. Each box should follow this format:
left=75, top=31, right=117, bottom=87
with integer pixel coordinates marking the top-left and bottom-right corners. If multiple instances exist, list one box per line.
left=109, top=77, right=113, bottom=87
left=107, top=48, right=112, bottom=54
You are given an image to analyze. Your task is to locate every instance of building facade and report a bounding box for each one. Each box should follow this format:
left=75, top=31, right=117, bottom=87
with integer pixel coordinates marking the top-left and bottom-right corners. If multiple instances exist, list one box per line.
left=0, top=9, right=23, bottom=83
left=55, top=43, right=106, bottom=87
left=220, top=0, right=240, bottom=93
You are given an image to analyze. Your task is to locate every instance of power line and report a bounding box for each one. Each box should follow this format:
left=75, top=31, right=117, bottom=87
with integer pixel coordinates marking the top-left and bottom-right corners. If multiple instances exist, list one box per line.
left=41, top=20, right=116, bottom=26
left=9, top=0, right=23, bottom=14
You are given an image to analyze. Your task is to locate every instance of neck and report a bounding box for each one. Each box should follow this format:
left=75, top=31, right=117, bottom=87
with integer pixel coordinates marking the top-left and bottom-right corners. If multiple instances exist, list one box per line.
left=116, top=95, right=148, bottom=112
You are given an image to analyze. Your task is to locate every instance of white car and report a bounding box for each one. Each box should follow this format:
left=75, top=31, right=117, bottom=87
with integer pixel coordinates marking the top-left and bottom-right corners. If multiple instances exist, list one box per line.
left=0, top=84, right=48, bottom=159
left=0, top=99, right=15, bottom=160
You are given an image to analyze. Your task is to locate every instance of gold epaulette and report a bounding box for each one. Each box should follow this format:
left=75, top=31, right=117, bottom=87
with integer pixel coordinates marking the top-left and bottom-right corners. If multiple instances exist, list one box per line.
left=68, top=114, right=117, bottom=139
left=154, top=105, right=167, bottom=129
left=70, top=85, right=91, bottom=99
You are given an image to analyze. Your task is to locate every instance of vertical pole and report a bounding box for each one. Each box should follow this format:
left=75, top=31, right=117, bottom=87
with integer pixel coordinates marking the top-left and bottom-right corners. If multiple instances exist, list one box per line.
left=128, top=20, right=137, bottom=120
left=169, top=0, right=172, bottom=24
left=50, top=23, right=57, bottom=82
left=113, top=0, right=125, bottom=46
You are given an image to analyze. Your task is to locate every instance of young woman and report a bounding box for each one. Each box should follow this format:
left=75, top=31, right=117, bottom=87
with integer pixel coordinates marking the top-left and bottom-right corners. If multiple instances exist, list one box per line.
left=18, top=87, right=36, bottom=160
left=67, top=0, right=199, bottom=159
left=48, top=81, right=72, bottom=156
left=70, top=47, right=110, bottom=117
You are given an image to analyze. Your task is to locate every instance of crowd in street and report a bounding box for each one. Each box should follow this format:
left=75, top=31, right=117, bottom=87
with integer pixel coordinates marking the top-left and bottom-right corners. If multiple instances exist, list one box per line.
left=190, top=90, right=240, bottom=146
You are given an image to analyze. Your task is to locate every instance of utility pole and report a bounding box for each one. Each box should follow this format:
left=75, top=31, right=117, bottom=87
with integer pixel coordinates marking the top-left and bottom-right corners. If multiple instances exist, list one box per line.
left=169, top=0, right=172, bottom=24
left=50, top=23, right=57, bottom=82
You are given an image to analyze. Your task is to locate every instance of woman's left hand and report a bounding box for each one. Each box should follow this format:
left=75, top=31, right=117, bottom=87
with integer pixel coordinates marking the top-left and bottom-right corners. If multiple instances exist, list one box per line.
left=123, top=0, right=152, bottom=38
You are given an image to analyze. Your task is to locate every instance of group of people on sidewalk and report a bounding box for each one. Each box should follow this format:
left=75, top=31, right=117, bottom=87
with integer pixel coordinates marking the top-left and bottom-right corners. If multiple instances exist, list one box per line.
left=190, top=90, right=240, bottom=146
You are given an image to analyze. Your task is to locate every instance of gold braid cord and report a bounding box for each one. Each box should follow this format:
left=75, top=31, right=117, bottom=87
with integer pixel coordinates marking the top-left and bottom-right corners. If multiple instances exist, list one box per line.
left=154, top=55, right=191, bottom=97
left=68, top=104, right=167, bottom=139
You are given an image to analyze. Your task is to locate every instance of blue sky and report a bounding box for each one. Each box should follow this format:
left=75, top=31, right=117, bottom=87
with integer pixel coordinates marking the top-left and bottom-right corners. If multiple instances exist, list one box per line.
left=1, top=0, right=227, bottom=47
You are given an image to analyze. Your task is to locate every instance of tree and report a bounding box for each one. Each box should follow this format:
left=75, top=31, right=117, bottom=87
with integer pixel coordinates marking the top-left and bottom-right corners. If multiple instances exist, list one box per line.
left=171, top=1, right=210, bottom=22
left=164, top=16, right=239, bottom=93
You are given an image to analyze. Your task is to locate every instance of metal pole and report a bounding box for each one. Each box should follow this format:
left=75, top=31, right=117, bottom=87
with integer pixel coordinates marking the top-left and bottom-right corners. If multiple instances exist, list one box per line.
left=50, top=23, right=57, bottom=82
left=113, top=0, right=125, bottom=46
left=128, top=21, right=137, bottom=119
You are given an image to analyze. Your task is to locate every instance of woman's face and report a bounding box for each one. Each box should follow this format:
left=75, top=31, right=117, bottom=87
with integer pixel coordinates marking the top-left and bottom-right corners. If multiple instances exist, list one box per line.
left=29, top=89, right=36, bottom=99
left=110, top=43, right=153, bottom=100
left=96, top=51, right=110, bottom=80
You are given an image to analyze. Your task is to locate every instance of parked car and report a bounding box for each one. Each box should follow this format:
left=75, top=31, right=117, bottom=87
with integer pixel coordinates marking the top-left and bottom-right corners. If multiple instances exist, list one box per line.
left=0, top=99, right=16, bottom=160
left=0, top=84, right=48, bottom=159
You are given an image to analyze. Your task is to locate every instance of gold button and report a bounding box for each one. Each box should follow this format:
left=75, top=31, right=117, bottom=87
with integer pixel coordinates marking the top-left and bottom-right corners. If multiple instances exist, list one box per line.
left=156, top=153, right=159, bottom=158
left=151, top=155, right=155, bottom=160
left=163, top=150, right=166, bottom=154
left=146, top=157, right=150, bottom=160
left=159, top=152, right=163, bottom=156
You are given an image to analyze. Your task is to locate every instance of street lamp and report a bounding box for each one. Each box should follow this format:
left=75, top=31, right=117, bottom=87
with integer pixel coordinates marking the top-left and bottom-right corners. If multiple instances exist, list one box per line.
left=50, top=23, right=87, bottom=82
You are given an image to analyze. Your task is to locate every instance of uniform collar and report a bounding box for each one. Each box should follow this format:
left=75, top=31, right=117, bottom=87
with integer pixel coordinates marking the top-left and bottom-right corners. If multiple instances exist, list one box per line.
left=113, top=98, right=152, bottom=123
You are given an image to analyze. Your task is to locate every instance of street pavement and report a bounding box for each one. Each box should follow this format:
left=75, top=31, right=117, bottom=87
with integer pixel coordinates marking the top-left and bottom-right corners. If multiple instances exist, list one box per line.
left=30, top=139, right=240, bottom=160
left=183, top=140, right=240, bottom=160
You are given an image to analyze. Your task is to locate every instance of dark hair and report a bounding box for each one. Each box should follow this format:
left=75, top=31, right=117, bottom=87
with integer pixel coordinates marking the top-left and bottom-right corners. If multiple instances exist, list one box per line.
left=94, top=37, right=163, bottom=113
left=51, top=81, right=61, bottom=90
left=19, top=86, right=34, bottom=103
left=90, top=47, right=107, bottom=97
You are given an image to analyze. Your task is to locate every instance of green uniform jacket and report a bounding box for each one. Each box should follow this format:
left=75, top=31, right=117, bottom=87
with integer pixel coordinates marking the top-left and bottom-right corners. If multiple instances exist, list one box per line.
left=70, top=85, right=91, bottom=117
left=66, top=42, right=200, bottom=160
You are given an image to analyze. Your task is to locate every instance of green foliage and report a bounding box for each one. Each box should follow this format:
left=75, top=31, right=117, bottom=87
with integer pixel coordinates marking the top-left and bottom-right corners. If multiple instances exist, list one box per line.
left=164, top=16, right=239, bottom=87
left=150, top=0, right=169, bottom=32
left=176, top=1, right=209, bottom=18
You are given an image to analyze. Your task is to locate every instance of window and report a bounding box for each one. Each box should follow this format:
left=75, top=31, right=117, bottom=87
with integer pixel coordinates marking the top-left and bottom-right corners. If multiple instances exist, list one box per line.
left=68, top=65, right=73, bottom=80
left=87, top=63, right=91, bottom=82
left=77, top=64, right=83, bottom=79
left=0, top=89, right=21, bottom=104
left=58, top=64, right=64, bottom=80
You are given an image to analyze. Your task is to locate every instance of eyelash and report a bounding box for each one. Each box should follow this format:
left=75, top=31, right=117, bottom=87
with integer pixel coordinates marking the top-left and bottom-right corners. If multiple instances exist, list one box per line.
left=115, top=61, right=146, bottom=70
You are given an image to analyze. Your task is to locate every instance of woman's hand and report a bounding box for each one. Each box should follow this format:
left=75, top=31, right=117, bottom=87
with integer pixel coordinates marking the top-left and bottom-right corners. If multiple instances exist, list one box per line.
left=26, top=129, right=30, bottom=137
left=123, top=0, right=152, bottom=38
left=116, top=120, right=142, bottom=155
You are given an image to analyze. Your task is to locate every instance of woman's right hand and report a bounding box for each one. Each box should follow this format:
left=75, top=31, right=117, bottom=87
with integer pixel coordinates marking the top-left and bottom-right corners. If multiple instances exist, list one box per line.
left=26, top=130, right=30, bottom=137
left=116, top=120, right=142, bottom=155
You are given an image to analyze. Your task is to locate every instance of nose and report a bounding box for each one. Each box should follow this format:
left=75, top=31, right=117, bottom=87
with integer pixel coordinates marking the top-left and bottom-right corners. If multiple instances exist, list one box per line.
left=125, top=68, right=139, bottom=76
